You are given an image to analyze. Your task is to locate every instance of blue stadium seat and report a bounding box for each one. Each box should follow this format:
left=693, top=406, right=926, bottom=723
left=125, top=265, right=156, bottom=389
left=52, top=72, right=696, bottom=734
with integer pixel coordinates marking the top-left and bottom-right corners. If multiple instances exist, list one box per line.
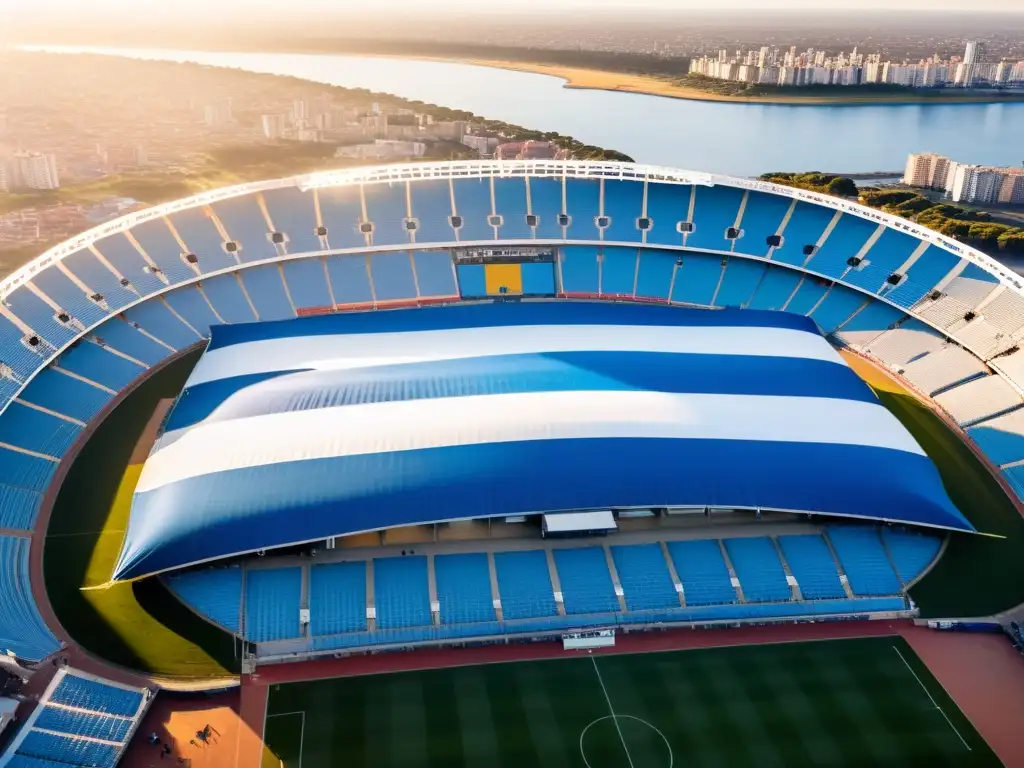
left=373, top=556, right=432, bottom=629
left=714, top=258, right=766, bottom=308
left=198, top=274, right=257, bottom=324
left=61, top=249, right=137, bottom=311
left=723, top=538, right=792, bottom=602
left=163, top=286, right=221, bottom=337
left=804, top=214, right=879, bottom=278
left=129, top=218, right=198, bottom=284
left=260, top=187, right=322, bottom=255
left=0, top=312, right=47, bottom=379
left=600, top=247, right=637, bottom=297
left=669, top=253, right=723, bottom=306
left=808, top=285, right=866, bottom=334
left=0, top=402, right=82, bottom=456
left=166, top=566, right=242, bottom=633
left=56, top=341, right=146, bottom=391
left=166, top=208, right=236, bottom=273
left=369, top=252, right=418, bottom=303
left=602, top=179, right=644, bottom=243
left=0, top=485, right=43, bottom=530
left=492, top=178, right=533, bottom=240
left=35, top=706, right=132, bottom=743
left=92, top=318, right=170, bottom=366
left=552, top=547, right=620, bottom=615
left=17, top=368, right=112, bottom=424
left=409, top=179, right=457, bottom=245
left=666, top=540, right=737, bottom=605
left=777, top=535, right=846, bottom=599
left=0, top=447, right=57, bottom=492
left=0, top=535, right=60, bottom=660
left=17, top=731, right=118, bottom=767
left=310, top=561, right=367, bottom=635
left=244, top=567, right=302, bottom=642
left=4, top=286, right=77, bottom=349
left=364, top=182, right=410, bottom=248
left=281, top=258, right=333, bottom=310
left=492, top=550, right=557, bottom=620
left=826, top=526, right=902, bottom=596
left=734, top=192, right=792, bottom=258
left=559, top=246, right=600, bottom=295
left=833, top=300, right=905, bottom=342
left=92, top=232, right=169, bottom=295
left=634, top=250, right=675, bottom=300
left=843, top=228, right=921, bottom=294
left=643, top=182, right=692, bottom=248
left=413, top=251, right=458, bottom=298
left=610, top=544, right=679, bottom=611
left=238, top=265, right=295, bottom=321
left=123, top=300, right=202, bottom=350
left=451, top=178, right=493, bottom=243
left=434, top=553, right=496, bottom=624
left=211, top=197, right=277, bottom=263
left=745, top=266, right=802, bottom=311
left=7, top=753, right=89, bottom=768
left=884, top=248, right=962, bottom=308
left=686, top=185, right=745, bottom=252
left=969, top=415, right=1024, bottom=466
left=325, top=255, right=374, bottom=306
left=880, top=528, right=943, bottom=584
left=769, top=202, right=837, bottom=267
left=527, top=178, right=564, bottom=240
left=317, top=186, right=366, bottom=251
left=1004, top=464, right=1024, bottom=501
left=49, top=674, right=143, bottom=718
left=784, top=276, right=830, bottom=315
left=32, top=269, right=105, bottom=326
left=564, top=178, right=601, bottom=241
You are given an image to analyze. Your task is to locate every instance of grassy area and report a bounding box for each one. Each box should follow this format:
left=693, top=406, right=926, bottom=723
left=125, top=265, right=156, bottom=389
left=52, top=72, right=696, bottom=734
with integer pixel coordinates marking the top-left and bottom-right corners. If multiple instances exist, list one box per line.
left=262, top=637, right=997, bottom=768
left=44, top=349, right=241, bottom=680
left=844, top=354, right=1024, bottom=616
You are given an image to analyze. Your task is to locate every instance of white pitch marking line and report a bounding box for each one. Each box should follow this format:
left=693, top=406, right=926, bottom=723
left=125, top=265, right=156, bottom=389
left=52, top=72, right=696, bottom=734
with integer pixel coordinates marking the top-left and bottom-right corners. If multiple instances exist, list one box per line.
left=892, top=645, right=971, bottom=752
left=590, top=654, right=637, bottom=768
left=266, top=710, right=307, bottom=768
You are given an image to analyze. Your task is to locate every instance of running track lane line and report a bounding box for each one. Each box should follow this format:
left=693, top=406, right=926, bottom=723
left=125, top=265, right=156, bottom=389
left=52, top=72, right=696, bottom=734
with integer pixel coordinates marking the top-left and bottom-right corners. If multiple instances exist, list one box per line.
left=892, top=645, right=971, bottom=752
left=590, top=653, right=637, bottom=768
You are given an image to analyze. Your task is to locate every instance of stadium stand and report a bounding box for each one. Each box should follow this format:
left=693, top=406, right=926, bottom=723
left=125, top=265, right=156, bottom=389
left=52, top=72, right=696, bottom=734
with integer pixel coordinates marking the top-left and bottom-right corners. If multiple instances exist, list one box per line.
left=2, top=668, right=149, bottom=768
left=666, top=539, right=738, bottom=606
left=745, top=266, right=803, bottom=311
left=165, top=565, right=242, bottom=633
left=610, top=543, right=680, bottom=611
left=833, top=299, right=905, bottom=347
left=880, top=527, right=944, bottom=585
left=864, top=318, right=946, bottom=367
left=122, top=299, right=202, bottom=351
left=243, top=567, right=302, bottom=642
left=434, top=553, right=496, bottom=624
left=968, top=410, right=1024, bottom=466
left=934, top=374, right=1023, bottom=427
left=777, top=535, right=847, bottom=599
left=309, top=561, right=367, bottom=635
left=900, top=344, right=988, bottom=396
left=825, top=527, right=902, bottom=596
left=552, top=547, right=621, bottom=615
left=492, top=550, right=558, bottom=620
left=0, top=535, right=60, bottom=660
left=722, top=537, right=792, bottom=603
left=373, top=556, right=432, bottom=629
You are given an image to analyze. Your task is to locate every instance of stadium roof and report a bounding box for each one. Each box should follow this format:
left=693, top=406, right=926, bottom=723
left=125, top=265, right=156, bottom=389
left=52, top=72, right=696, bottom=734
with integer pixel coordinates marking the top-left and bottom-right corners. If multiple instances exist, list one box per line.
left=112, top=302, right=971, bottom=580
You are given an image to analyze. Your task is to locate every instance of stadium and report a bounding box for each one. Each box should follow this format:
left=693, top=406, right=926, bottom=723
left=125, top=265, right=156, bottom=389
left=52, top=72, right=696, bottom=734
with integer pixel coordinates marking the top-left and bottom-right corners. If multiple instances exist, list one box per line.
left=1, top=159, right=1024, bottom=767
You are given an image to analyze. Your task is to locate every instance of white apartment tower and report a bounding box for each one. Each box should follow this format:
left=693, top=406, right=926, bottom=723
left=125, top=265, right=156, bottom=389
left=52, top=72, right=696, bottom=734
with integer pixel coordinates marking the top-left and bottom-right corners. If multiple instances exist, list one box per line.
left=960, top=41, right=981, bottom=87
left=950, top=164, right=1004, bottom=204
left=903, top=153, right=952, bottom=189
left=12, top=152, right=60, bottom=190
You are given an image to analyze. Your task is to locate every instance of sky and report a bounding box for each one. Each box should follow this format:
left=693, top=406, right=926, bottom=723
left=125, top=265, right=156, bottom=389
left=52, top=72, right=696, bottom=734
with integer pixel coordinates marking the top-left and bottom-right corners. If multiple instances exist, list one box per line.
left=5, top=0, right=1024, bottom=17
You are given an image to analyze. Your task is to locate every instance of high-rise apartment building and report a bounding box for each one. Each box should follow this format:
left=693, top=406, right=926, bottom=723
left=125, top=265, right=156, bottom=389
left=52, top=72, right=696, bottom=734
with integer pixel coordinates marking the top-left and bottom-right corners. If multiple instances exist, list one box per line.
left=262, top=114, right=287, bottom=140
left=998, top=171, right=1024, bottom=205
left=0, top=163, right=7, bottom=193
left=950, top=164, right=1004, bottom=204
left=10, top=152, right=60, bottom=190
left=960, top=41, right=981, bottom=87
left=903, top=153, right=952, bottom=189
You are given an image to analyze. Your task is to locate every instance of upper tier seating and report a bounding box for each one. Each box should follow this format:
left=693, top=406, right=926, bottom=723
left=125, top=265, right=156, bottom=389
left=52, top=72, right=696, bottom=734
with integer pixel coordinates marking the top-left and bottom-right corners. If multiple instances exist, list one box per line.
left=165, top=565, right=242, bottom=633
left=826, top=527, right=902, bottom=596
left=610, top=543, right=680, bottom=611
left=901, top=344, right=988, bottom=396
left=968, top=409, right=1024, bottom=466
left=492, top=550, right=557, bottom=620
left=777, top=535, right=846, bottom=599
left=244, top=567, right=302, bottom=642
left=723, top=537, right=792, bottom=602
left=552, top=547, right=620, bottom=615
left=865, top=319, right=945, bottom=367
left=434, top=553, right=496, bottom=624
left=0, top=535, right=60, bottom=661
left=880, top=528, right=943, bottom=584
left=934, top=374, right=1023, bottom=427
left=666, top=539, right=738, bottom=606
left=374, top=556, right=432, bottom=629
left=309, top=561, right=367, bottom=636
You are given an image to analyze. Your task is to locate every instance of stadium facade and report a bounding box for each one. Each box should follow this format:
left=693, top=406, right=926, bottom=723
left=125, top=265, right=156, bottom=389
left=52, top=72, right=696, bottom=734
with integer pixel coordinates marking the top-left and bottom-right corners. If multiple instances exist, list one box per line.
left=4, top=160, right=1024, bottom=663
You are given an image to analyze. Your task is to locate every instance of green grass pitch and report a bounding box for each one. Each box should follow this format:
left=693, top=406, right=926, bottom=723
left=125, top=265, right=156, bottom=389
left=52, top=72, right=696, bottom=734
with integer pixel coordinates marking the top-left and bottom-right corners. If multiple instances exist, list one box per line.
left=261, top=637, right=1000, bottom=768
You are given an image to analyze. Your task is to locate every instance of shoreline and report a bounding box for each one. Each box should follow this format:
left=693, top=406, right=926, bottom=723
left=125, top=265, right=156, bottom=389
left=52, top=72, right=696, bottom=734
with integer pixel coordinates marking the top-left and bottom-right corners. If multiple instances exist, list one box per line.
left=369, top=53, right=1024, bottom=106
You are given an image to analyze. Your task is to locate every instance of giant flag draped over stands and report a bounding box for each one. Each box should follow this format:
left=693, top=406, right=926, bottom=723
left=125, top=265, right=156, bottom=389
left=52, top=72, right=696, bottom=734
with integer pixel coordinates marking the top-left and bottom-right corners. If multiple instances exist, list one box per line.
left=112, top=303, right=971, bottom=580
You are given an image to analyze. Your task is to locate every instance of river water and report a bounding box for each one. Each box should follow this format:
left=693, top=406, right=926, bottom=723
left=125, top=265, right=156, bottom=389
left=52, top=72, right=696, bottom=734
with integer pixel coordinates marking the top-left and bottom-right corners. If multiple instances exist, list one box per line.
left=25, top=45, right=1024, bottom=178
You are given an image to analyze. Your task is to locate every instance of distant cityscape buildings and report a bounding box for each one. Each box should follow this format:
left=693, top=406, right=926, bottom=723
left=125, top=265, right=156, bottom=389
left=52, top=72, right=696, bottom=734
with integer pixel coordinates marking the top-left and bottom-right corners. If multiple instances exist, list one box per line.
left=2, top=152, right=60, bottom=191
left=903, top=153, right=1024, bottom=205
left=689, top=41, right=1024, bottom=89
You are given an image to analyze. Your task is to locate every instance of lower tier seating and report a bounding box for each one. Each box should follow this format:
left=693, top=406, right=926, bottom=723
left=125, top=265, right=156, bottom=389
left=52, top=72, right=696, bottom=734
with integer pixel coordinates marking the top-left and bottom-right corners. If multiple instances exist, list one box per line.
left=0, top=535, right=60, bottom=661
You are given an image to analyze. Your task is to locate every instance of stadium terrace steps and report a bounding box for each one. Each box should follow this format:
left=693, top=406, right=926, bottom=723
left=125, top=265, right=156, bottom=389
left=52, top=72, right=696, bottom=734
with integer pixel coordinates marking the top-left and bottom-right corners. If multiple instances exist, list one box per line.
left=373, top=556, right=432, bottom=629
left=777, top=535, right=847, bottom=599
left=551, top=547, right=621, bottom=615
left=610, top=543, right=680, bottom=611
left=880, top=527, right=944, bottom=585
left=244, top=567, right=303, bottom=642
left=0, top=535, right=60, bottom=660
left=824, top=527, right=902, bottom=596
left=309, top=561, right=367, bottom=635
left=968, top=409, right=1024, bottom=467
left=934, top=374, right=1024, bottom=427
left=434, top=553, right=496, bottom=624
left=492, top=550, right=558, bottom=620
left=901, top=344, right=988, bottom=396
left=165, top=566, right=242, bottom=633
left=722, top=537, right=792, bottom=603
